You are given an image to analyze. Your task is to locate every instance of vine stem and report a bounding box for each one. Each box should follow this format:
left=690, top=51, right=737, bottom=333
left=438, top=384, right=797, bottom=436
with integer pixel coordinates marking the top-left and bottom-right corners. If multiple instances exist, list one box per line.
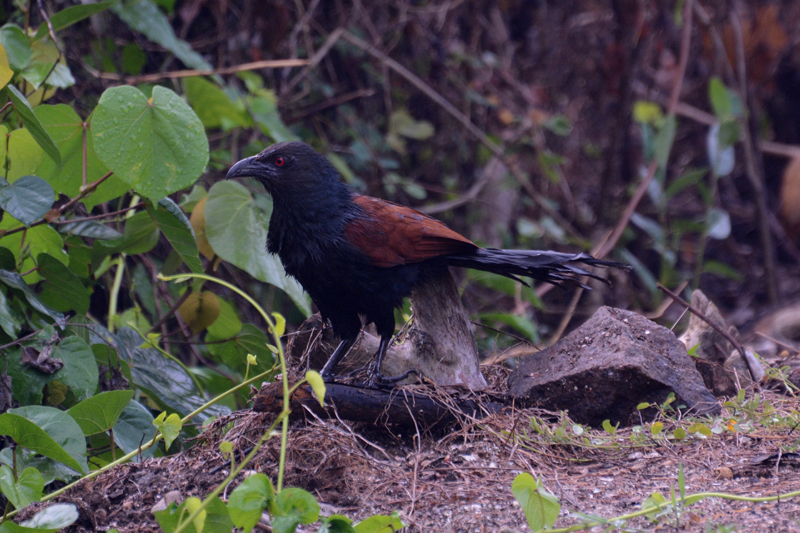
left=546, top=488, right=800, bottom=532
left=107, top=195, right=140, bottom=332
left=158, top=272, right=290, bottom=490
left=38, top=368, right=275, bottom=505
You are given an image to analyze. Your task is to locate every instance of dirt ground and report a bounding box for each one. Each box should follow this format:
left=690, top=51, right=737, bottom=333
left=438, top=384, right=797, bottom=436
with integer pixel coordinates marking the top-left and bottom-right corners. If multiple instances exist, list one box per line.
left=32, top=380, right=800, bottom=533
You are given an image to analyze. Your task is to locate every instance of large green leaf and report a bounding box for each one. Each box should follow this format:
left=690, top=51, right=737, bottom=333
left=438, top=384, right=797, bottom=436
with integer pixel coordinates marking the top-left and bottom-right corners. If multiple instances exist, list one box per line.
left=97, top=211, right=160, bottom=256
left=3, top=347, right=52, bottom=406
left=92, top=85, right=208, bottom=200
left=57, top=220, right=123, bottom=241
left=0, top=412, right=83, bottom=473
left=51, top=336, right=98, bottom=401
left=204, top=181, right=310, bottom=315
left=0, top=218, right=67, bottom=284
left=0, top=465, right=43, bottom=510
left=112, top=399, right=156, bottom=460
left=8, top=407, right=88, bottom=473
left=0, top=270, right=64, bottom=323
left=7, top=86, right=61, bottom=166
left=19, top=503, right=78, bottom=531
left=271, top=488, right=319, bottom=533
left=111, top=0, right=215, bottom=73
left=33, top=104, right=127, bottom=208
left=146, top=199, right=202, bottom=273
left=205, top=298, right=242, bottom=339
left=0, top=175, right=53, bottom=226
left=228, top=474, right=274, bottom=533
left=184, top=77, right=251, bottom=131
left=20, top=39, right=74, bottom=89
left=38, top=253, right=90, bottom=314
left=207, top=323, right=274, bottom=373
left=0, top=448, right=78, bottom=485
left=0, top=289, right=21, bottom=337
left=6, top=128, right=44, bottom=182
left=34, top=1, right=119, bottom=39
left=115, top=328, right=229, bottom=421
left=0, top=25, right=31, bottom=71
left=0, top=45, right=12, bottom=90
left=67, top=390, right=134, bottom=435
left=248, top=90, right=296, bottom=143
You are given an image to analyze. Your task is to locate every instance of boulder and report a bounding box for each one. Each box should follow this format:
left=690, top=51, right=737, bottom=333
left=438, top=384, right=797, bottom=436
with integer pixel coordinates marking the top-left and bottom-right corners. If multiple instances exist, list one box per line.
left=509, top=307, right=719, bottom=426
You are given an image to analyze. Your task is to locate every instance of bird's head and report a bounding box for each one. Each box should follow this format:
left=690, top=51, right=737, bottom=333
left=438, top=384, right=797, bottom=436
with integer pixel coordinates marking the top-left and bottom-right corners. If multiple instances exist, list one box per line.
left=226, top=141, right=342, bottom=197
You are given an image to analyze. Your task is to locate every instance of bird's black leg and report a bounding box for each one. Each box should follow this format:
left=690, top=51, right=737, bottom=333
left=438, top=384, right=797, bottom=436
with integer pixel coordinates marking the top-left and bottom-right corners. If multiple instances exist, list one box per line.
left=320, top=336, right=356, bottom=382
left=367, top=335, right=417, bottom=387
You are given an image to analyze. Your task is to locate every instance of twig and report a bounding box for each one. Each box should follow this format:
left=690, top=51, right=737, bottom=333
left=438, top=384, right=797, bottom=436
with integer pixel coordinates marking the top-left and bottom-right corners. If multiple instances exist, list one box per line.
left=645, top=280, right=690, bottom=320
left=599, top=0, right=694, bottom=259
left=656, top=283, right=759, bottom=384
left=754, top=331, right=800, bottom=356
left=548, top=284, right=585, bottom=345
left=146, top=257, right=217, bottom=335
left=417, top=158, right=496, bottom=215
left=283, top=27, right=345, bottom=96
left=0, top=171, right=114, bottom=239
left=730, top=3, right=777, bottom=305
left=85, top=58, right=308, bottom=84
left=52, top=203, right=145, bottom=225
left=284, top=88, right=376, bottom=124
left=30, top=0, right=63, bottom=96
left=0, top=330, right=41, bottom=352
left=147, top=285, right=193, bottom=335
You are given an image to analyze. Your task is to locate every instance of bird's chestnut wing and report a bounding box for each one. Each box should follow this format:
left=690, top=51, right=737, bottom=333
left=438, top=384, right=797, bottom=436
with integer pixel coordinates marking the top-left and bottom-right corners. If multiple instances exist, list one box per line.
left=344, top=196, right=477, bottom=267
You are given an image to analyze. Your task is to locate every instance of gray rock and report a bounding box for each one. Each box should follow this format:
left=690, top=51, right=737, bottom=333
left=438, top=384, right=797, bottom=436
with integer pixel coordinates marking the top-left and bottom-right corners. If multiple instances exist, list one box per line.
left=509, top=307, right=720, bottom=426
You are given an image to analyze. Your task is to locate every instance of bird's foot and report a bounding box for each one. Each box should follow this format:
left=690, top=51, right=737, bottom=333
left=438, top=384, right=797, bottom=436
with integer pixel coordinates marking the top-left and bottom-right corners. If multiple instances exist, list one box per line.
left=320, top=371, right=339, bottom=384
left=367, top=368, right=418, bottom=389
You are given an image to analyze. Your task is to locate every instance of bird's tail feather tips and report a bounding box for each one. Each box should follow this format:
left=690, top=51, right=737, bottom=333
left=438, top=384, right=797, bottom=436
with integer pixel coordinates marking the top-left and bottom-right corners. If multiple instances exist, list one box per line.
left=445, top=249, right=629, bottom=288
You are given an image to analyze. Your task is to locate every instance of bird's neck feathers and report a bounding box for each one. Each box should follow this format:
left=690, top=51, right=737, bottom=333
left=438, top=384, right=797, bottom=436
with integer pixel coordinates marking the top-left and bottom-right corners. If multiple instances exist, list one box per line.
left=266, top=165, right=356, bottom=260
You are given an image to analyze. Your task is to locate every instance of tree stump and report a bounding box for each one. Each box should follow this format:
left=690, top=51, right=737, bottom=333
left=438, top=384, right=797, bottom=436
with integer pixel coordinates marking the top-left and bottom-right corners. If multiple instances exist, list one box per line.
left=288, top=266, right=487, bottom=390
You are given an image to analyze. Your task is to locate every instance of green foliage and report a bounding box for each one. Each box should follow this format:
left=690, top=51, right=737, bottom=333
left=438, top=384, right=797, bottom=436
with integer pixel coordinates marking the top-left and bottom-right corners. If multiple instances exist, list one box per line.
left=92, top=85, right=209, bottom=200
left=6, top=86, right=60, bottom=165
left=67, top=390, right=135, bottom=435
left=0, top=466, right=43, bottom=510
left=204, top=181, right=310, bottom=314
left=153, top=411, right=182, bottom=450
left=32, top=104, right=123, bottom=209
left=0, top=175, right=53, bottom=226
left=511, top=473, right=560, bottom=531
left=110, top=0, right=214, bottom=74
left=0, top=411, right=83, bottom=473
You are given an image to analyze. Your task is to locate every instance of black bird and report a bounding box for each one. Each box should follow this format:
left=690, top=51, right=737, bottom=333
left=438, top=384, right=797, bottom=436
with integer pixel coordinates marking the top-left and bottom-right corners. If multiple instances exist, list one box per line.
left=227, top=142, right=625, bottom=383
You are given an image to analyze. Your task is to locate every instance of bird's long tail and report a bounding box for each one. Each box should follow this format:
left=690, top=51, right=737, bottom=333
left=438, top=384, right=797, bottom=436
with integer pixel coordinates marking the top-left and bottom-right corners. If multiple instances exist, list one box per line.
left=444, top=249, right=627, bottom=288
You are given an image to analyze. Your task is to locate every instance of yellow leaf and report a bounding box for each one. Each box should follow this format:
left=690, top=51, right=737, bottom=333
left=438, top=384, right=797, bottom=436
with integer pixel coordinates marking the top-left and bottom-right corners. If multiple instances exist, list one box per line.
left=0, top=44, right=13, bottom=90
left=183, top=497, right=206, bottom=533
left=177, top=291, right=221, bottom=334
left=189, top=196, right=216, bottom=260
left=271, top=312, right=286, bottom=337
left=305, top=370, right=326, bottom=406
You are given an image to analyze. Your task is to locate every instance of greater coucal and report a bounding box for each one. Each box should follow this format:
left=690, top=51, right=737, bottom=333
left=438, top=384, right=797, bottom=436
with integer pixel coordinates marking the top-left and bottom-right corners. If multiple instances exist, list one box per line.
left=227, top=142, right=624, bottom=384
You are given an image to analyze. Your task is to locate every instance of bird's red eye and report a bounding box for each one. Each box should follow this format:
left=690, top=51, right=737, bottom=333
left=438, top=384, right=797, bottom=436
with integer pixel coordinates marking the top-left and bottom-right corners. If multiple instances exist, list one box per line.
left=274, top=156, right=285, bottom=167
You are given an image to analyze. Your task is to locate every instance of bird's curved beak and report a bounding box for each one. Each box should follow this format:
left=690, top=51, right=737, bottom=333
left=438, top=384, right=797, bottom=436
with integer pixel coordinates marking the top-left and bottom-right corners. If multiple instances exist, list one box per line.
left=226, top=156, right=257, bottom=180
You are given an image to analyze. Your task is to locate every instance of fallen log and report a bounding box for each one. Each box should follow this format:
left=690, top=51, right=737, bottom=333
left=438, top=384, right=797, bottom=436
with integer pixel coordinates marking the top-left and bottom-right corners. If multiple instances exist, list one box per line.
left=252, top=381, right=503, bottom=429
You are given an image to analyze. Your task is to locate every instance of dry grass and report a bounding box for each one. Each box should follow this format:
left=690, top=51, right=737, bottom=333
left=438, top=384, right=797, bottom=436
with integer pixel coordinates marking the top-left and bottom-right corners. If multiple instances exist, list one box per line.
left=34, top=382, right=800, bottom=532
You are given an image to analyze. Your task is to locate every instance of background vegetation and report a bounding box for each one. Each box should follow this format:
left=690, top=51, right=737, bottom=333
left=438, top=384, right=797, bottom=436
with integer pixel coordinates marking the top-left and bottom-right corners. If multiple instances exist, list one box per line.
left=0, top=0, right=798, bottom=529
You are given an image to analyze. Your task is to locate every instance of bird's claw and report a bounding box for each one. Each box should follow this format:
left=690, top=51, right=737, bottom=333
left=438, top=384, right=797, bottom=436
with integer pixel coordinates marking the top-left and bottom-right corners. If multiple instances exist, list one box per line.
left=367, top=368, right=418, bottom=388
